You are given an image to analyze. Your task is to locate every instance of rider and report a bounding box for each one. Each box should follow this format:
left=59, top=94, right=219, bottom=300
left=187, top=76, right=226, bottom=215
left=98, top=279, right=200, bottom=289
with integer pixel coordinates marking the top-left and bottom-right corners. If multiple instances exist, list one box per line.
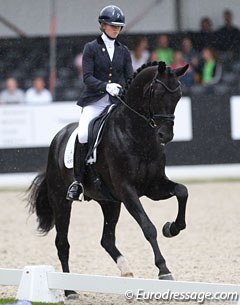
left=66, top=5, right=133, bottom=201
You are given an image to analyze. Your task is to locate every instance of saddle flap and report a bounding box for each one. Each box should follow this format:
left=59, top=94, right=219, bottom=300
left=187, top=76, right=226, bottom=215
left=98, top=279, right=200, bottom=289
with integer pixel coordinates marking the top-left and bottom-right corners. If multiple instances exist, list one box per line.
left=86, top=104, right=116, bottom=163
left=64, top=104, right=116, bottom=168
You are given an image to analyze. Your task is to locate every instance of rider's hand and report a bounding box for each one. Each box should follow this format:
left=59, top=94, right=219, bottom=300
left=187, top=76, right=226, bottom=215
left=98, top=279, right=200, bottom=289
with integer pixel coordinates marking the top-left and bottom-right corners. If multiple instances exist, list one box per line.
left=106, top=83, right=122, bottom=96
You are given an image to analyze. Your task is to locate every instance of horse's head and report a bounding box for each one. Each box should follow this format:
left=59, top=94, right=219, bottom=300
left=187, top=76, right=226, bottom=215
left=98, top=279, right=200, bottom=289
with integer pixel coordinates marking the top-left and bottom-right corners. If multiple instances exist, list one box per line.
left=123, top=61, right=189, bottom=144
left=144, top=61, right=189, bottom=144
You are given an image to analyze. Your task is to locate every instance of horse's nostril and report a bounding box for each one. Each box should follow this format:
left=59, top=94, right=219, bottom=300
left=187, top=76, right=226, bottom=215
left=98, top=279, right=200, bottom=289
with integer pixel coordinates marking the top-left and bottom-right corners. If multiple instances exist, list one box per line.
left=158, top=131, right=174, bottom=144
left=158, top=132, right=164, bottom=139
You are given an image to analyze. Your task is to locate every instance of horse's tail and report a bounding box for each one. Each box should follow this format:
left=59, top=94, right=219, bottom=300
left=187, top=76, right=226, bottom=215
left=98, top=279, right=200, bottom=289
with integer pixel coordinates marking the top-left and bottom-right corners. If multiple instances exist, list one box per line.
left=27, top=172, right=54, bottom=234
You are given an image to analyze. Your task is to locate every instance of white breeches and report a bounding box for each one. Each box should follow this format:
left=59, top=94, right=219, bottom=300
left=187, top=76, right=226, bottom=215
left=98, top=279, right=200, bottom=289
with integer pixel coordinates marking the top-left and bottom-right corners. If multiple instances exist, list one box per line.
left=78, top=95, right=111, bottom=143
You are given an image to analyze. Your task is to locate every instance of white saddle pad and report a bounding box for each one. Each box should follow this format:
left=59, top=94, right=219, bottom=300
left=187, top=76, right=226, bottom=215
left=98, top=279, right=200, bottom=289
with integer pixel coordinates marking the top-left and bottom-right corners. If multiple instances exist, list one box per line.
left=64, top=126, right=102, bottom=168
left=64, top=128, right=78, bottom=169
left=63, top=125, right=103, bottom=168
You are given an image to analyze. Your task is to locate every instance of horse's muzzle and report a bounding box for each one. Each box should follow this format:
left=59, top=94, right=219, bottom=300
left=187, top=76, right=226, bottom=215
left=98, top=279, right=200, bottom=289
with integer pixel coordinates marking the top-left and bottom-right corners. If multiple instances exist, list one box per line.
left=157, top=130, right=174, bottom=144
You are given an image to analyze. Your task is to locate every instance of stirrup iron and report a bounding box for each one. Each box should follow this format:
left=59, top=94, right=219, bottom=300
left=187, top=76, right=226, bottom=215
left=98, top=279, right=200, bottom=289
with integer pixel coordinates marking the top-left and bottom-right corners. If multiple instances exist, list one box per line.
left=66, top=181, right=84, bottom=201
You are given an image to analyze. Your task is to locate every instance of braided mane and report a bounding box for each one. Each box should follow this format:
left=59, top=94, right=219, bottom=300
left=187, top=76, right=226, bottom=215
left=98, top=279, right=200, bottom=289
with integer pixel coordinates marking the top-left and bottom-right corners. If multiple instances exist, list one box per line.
left=124, top=61, right=159, bottom=93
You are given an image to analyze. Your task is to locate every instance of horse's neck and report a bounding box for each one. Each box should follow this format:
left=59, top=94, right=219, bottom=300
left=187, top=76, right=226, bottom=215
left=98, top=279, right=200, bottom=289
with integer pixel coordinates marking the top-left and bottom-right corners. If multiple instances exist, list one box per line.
left=116, top=104, right=157, bottom=145
left=126, top=69, right=155, bottom=115
left=112, top=67, right=160, bottom=145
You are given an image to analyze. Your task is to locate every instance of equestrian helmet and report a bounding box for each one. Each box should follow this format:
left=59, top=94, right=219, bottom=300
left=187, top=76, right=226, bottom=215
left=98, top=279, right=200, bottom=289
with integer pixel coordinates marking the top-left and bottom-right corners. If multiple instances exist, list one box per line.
left=98, top=5, right=125, bottom=27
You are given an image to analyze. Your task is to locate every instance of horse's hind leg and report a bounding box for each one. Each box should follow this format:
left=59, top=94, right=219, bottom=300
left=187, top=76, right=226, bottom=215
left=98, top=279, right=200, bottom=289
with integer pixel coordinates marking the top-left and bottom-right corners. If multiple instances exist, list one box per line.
left=52, top=195, right=78, bottom=299
left=99, top=201, right=133, bottom=277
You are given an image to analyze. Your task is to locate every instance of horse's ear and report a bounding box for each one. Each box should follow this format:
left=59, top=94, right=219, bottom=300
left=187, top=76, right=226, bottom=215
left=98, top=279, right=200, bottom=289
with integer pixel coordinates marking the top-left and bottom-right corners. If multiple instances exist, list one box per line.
left=158, top=61, right=166, bottom=73
left=174, top=64, right=189, bottom=77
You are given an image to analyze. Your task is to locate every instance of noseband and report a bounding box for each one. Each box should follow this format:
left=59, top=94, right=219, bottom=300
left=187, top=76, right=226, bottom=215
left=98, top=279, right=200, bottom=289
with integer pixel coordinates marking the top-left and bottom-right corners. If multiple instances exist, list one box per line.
left=117, top=77, right=181, bottom=129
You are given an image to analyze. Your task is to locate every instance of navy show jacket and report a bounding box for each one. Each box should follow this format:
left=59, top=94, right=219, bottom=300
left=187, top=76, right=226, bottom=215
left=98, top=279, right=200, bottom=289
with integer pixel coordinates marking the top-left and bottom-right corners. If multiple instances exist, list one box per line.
left=77, top=36, right=133, bottom=107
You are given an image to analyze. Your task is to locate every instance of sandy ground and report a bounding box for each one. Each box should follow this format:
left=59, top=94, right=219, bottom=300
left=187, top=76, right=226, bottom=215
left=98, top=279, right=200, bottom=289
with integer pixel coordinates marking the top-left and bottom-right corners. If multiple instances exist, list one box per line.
left=0, top=181, right=239, bottom=305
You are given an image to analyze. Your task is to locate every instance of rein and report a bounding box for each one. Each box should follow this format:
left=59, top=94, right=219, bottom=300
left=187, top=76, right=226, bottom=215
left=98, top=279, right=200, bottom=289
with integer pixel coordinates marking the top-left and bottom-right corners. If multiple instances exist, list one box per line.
left=117, top=77, right=180, bottom=129
left=154, top=78, right=180, bottom=93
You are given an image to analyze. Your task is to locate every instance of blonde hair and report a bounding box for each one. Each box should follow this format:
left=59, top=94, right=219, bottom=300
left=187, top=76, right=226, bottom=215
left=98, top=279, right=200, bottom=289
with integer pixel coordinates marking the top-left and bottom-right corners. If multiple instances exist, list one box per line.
left=99, top=23, right=105, bottom=32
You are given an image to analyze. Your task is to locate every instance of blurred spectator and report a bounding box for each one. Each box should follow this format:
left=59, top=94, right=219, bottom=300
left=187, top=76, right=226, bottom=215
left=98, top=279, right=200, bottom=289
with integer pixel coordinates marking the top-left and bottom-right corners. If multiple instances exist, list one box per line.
left=198, top=17, right=215, bottom=49
left=74, top=53, right=83, bottom=79
left=181, top=37, right=199, bottom=67
left=130, top=36, right=150, bottom=71
left=193, top=47, right=222, bottom=93
left=151, top=34, right=173, bottom=65
left=73, top=53, right=85, bottom=94
left=171, top=51, right=195, bottom=88
left=25, top=77, right=52, bottom=104
left=215, top=10, right=240, bottom=51
left=171, top=51, right=187, bottom=70
left=0, top=77, right=24, bottom=104
left=200, top=17, right=213, bottom=33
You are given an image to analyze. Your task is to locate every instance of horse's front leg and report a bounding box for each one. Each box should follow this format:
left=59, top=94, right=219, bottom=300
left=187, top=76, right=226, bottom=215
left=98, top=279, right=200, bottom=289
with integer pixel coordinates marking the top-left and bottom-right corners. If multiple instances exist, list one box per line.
left=147, top=178, right=188, bottom=238
left=121, top=188, right=173, bottom=280
left=163, top=181, right=188, bottom=238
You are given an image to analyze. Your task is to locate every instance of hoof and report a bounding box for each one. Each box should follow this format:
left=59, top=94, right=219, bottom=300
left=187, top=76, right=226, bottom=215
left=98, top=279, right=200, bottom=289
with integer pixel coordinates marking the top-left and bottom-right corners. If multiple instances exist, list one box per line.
left=66, top=292, right=79, bottom=300
left=159, top=273, right=174, bottom=280
left=121, top=272, right=134, bottom=277
left=162, top=222, right=180, bottom=238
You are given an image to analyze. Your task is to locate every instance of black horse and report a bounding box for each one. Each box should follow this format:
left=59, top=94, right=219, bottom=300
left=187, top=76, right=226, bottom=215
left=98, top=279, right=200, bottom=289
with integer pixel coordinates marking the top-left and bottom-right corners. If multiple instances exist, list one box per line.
left=28, top=61, right=189, bottom=298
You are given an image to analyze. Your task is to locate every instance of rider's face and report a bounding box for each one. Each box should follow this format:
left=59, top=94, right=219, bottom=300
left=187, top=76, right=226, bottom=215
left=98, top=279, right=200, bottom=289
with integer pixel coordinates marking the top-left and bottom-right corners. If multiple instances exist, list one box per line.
left=103, top=24, right=121, bottom=39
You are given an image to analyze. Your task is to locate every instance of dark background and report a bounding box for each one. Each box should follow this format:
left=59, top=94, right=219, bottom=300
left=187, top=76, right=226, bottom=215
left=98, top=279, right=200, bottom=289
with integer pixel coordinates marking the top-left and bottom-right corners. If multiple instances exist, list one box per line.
left=0, top=94, right=239, bottom=174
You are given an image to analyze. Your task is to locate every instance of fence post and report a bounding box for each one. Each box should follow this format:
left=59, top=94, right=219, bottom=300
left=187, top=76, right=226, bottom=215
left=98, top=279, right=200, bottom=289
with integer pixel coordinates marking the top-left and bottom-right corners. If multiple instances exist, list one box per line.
left=16, top=265, right=64, bottom=303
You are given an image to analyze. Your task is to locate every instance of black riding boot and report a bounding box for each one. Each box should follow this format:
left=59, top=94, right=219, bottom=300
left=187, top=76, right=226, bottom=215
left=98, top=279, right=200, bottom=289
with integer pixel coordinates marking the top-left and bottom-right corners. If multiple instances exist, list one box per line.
left=66, top=141, right=88, bottom=201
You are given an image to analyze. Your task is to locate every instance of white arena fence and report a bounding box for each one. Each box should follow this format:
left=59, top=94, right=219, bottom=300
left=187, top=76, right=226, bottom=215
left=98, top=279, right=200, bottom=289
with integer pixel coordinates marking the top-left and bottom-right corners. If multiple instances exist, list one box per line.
left=1, top=98, right=240, bottom=182
left=0, top=265, right=240, bottom=304
left=1, top=163, right=240, bottom=189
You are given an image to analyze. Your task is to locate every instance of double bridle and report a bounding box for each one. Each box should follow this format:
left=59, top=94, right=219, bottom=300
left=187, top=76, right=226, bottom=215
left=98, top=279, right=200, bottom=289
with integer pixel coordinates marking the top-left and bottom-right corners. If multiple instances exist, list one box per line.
left=117, top=77, right=181, bottom=129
